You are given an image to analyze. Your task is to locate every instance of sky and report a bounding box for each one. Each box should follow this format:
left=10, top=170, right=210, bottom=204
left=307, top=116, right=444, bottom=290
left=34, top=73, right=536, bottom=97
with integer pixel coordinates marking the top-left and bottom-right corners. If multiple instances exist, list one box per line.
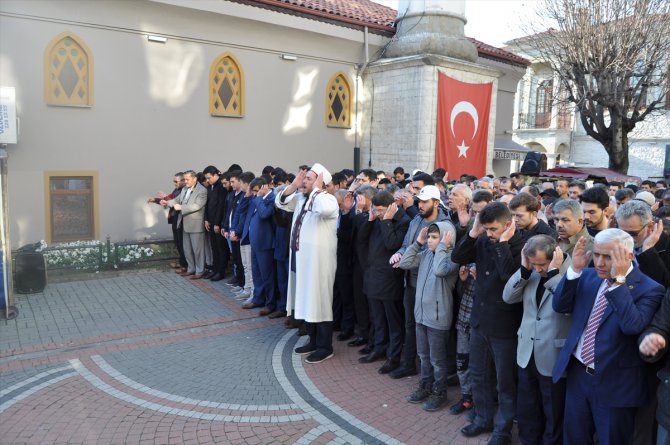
left=370, top=0, right=541, bottom=48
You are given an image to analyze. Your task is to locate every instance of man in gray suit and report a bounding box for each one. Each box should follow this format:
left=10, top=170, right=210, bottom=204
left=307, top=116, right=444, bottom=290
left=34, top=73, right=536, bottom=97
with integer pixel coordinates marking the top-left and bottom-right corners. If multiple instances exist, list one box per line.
left=162, top=170, right=208, bottom=278
left=502, top=234, right=572, bottom=445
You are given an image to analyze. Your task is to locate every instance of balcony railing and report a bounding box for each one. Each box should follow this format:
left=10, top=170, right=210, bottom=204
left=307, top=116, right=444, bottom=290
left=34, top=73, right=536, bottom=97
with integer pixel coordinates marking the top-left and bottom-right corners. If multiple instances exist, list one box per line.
left=517, top=112, right=572, bottom=130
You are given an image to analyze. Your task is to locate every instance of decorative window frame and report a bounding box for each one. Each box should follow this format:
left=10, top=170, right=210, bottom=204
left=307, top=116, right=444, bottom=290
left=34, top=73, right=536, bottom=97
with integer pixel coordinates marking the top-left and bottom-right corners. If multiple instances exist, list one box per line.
left=44, top=171, right=100, bottom=243
left=325, top=72, right=353, bottom=128
left=208, top=52, right=245, bottom=117
left=44, top=32, right=94, bottom=107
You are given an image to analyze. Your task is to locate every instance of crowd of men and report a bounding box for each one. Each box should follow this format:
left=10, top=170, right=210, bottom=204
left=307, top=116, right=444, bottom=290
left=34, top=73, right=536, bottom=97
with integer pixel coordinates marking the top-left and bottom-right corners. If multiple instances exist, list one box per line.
left=149, top=165, right=670, bottom=445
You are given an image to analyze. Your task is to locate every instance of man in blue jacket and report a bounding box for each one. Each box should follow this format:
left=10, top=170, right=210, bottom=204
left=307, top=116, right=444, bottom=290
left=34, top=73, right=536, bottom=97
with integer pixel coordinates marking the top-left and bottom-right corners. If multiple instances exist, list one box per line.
left=552, top=229, right=664, bottom=445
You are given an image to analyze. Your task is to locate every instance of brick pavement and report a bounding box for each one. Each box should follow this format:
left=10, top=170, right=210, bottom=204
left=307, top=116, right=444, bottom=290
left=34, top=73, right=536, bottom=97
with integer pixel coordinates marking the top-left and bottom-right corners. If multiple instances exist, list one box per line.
left=0, top=270, right=519, bottom=444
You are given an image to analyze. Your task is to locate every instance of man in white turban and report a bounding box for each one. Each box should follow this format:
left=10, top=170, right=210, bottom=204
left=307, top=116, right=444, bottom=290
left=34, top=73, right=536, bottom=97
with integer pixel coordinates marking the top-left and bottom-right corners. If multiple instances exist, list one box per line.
left=275, top=163, right=339, bottom=363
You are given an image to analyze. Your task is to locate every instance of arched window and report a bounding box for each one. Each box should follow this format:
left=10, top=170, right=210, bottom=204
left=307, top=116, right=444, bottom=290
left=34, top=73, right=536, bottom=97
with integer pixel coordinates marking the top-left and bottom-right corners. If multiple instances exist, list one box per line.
left=209, top=52, right=244, bottom=117
left=325, top=72, right=352, bottom=128
left=44, top=32, right=93, bottom=106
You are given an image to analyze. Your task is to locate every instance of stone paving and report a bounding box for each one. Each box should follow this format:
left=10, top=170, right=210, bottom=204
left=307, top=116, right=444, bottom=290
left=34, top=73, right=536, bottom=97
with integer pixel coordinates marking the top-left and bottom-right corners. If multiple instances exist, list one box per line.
left=0, top=270, right=518, bottom=444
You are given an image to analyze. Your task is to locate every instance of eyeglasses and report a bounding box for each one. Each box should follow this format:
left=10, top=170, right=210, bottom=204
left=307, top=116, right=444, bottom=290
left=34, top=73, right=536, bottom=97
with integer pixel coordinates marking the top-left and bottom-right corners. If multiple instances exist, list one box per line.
left=622, top=227, right=646, bottom=238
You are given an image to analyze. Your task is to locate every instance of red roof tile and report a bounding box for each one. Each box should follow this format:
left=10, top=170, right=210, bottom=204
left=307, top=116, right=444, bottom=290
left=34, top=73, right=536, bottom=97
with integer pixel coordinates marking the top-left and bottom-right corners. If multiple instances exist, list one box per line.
left=242, top=0, right=529, bottom=66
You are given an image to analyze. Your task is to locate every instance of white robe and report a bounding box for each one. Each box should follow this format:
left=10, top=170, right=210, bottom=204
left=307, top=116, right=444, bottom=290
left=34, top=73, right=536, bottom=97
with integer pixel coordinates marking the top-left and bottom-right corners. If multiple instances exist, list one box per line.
left=275, top=188, right=338, bottom=323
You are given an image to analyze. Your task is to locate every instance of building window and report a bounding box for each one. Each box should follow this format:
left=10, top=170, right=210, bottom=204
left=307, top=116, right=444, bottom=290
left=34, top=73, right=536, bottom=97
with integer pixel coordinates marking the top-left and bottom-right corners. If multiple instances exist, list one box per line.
left=44, top=32, right=93, bottom=106
left=535, top=79, right=553, bottom=128
left=209, top=52, right=244, bottom=117
left=325, top=72, right=352, bottom=128
left=45, top=173, right=98, bottom=243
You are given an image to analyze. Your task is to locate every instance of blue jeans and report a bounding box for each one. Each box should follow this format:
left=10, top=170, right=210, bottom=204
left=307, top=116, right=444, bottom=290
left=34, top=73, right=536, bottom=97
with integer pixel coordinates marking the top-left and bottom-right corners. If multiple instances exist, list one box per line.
left=470, top=326, right=518, bottom=439
left=456, top=327, right=471, bottom=396
left=416, top=323, right=449, bottom=391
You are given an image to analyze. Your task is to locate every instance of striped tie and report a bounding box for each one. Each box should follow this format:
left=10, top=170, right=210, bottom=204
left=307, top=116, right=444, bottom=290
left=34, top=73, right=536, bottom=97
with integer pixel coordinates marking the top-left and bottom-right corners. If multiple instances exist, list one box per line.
left=581, top=284, right=609, bottom=366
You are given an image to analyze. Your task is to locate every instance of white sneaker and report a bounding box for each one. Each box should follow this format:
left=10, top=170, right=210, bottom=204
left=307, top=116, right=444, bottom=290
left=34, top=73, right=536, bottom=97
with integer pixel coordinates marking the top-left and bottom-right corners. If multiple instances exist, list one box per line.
left=236, top=291, right=251, bottom=300
left=232, top=286, right=244, bottom=293
left=242, top=294, right=254, bottom=305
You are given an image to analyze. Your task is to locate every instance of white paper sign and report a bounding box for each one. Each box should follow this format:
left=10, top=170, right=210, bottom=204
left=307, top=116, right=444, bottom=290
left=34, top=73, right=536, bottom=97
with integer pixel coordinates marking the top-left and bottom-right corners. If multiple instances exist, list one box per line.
left=0, top=87, right=18, bottom=144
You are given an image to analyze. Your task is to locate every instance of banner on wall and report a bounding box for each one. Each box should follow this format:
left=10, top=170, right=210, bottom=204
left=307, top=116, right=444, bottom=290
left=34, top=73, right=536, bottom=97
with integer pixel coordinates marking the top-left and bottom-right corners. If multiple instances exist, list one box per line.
left=435, top=73, right=492, bottom=180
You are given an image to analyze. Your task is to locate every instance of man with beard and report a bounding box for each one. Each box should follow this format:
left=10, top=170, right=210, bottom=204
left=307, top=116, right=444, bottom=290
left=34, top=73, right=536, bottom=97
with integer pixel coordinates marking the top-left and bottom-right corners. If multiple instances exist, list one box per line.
left=509, top=192, right=556, bottom=241
left=452, top=202, right=524, bottom=445
left=554, top=199, right=593, bottom=256
left=581, top=187, right=611, bottom=237
left=358, top=191, right=411, bottom=374
left=388, top=185, right=448, bottom=379
left=275, top=164, right=339, bottom=364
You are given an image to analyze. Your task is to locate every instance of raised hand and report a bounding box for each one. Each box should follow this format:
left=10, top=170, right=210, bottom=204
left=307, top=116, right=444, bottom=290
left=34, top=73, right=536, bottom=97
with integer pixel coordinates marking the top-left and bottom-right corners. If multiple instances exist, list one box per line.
left=314, top=171, right=325, bottom=190
left=639, top=332, right=667, bottom=357
left=499, top=219, right=516, bottom=243
left=609, top=243, right=631, bottom=279
left=457, top=203, right=471, bottom=227
left=343, top=193, right=354, bottom=213
left=469, top=213, right=485, bottom=238
left=571, top=236, right=592, bottom=273
left=417, top=227, right=428, bottom=245
left=383, top=203, right=398, bottom=220
left=291, top=169, right=306, bottom=189
left=368, top=207, right=376, bottom=222
left=548, top=246, right=564, bottom=270
left=442, top=230, right=454, bottom=247
left=521, top=245, right=530, bottom=270
left=157, top=191, right=167, bottom=199
left=642, top=221, right=663, bottom=252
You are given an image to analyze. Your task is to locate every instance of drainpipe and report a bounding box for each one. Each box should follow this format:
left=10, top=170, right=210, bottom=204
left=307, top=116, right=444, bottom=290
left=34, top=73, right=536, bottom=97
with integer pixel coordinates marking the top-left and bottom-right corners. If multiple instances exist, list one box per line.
left=354, top=26, right=370, bottom=173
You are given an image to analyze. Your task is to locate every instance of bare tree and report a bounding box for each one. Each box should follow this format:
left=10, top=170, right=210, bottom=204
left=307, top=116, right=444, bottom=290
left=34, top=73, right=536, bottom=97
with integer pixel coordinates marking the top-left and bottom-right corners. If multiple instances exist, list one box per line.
left=517, top=0, right=670, bottom=173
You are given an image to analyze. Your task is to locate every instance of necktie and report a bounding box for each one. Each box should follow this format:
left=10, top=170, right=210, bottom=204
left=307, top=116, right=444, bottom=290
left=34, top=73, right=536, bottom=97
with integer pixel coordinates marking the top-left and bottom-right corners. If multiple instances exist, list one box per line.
left=581, top=284, right=609, bottom=366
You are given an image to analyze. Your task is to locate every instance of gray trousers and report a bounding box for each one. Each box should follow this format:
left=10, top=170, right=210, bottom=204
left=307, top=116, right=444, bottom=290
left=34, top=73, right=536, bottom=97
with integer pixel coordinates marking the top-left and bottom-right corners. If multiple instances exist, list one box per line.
left=183, top=231, right=205, bottom=274
left=456, top=327, right=472, bottom=396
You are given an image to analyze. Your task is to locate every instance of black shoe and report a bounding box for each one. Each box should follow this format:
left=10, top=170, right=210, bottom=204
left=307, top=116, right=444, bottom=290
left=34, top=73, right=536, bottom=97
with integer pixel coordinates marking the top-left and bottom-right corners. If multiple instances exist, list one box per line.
left=296, top=324, right=307, bottom=336
left=208, top=273, right=221, bottom=281
left=358, top=351, right=385, bottom=364
left=407, top=385, right=431, bottom=404
left=378, top=360, right=399, bottom=374
left=449, top=397, right=473, bottom=415
left=337, top=330, right=354, bottom=341
left=358, top=346, right=373, bottom=355
left=203, top=271, right=215, bottom=279
left=461, top=423, right=493, bottom=438
left=305, top=351, right=334, bottom=364
left=389, top=365, right=418, bottom=379
left=487, top=436, right=511, bottom=445
left=422, top=389, right=448, bottom=412
left=446, top=373, right=460, bottom=387
left=347, top=337, right=367, bottom=347
left=294, top=344, right=316, bottom=355
left=226, top=279, right=240, bottom=286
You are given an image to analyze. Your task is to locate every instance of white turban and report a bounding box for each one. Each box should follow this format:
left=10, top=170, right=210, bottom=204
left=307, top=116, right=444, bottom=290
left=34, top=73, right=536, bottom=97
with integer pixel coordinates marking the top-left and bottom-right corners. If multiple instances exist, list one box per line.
left=310, top=163, right=332, bottom=185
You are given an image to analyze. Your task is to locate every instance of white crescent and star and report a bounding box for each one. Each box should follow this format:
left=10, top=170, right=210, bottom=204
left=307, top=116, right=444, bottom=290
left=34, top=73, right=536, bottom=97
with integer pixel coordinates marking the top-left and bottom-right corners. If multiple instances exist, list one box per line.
left=450, top=101, right=479, bottom=158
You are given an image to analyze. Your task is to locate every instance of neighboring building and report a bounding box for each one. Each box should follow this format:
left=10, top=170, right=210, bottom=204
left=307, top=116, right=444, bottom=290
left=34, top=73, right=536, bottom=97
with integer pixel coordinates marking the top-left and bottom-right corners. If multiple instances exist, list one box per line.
left=506, top=32, right=670, bottom=179
left=0, top=0, right=527, bottom=246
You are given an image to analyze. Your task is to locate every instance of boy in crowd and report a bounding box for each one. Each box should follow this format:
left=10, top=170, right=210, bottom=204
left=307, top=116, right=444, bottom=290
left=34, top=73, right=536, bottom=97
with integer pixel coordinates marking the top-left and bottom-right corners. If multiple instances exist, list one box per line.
left=399, top=221, right=459, bottom=411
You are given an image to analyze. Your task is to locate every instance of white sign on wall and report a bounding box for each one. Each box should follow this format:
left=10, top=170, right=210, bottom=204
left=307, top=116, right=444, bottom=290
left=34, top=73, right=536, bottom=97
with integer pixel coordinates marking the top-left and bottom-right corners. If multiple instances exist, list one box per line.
left=0, top=87, right=18, bottom=144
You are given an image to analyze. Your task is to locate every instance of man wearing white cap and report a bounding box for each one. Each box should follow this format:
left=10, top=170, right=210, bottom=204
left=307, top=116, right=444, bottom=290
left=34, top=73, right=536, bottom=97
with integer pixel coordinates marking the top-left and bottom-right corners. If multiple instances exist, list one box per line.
left=275, top=163, right=339, bottom=363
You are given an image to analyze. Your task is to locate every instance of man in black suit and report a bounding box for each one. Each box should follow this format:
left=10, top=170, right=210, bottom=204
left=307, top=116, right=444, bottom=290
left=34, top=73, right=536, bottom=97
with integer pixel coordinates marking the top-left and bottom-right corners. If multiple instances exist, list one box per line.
left=203, top=166, right=226, bottom=281
left=452, top=202, right=524, bottom=445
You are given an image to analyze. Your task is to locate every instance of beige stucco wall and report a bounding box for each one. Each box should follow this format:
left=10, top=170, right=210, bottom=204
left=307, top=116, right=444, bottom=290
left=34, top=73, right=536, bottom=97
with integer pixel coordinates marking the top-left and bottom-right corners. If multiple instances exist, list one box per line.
left=0, top=0, right=387, bottom=246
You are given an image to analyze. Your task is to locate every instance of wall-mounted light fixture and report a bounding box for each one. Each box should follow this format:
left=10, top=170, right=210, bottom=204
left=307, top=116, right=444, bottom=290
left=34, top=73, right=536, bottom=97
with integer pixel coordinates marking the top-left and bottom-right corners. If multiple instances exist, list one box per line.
left=147, top=35, right=168, bottom=43
left=280, top=54, right=297, bottom=61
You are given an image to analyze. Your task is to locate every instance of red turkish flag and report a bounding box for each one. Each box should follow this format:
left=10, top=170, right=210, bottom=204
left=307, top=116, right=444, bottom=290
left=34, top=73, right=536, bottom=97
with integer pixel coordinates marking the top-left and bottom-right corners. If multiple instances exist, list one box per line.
left=435, top=73, right=493, bottom=180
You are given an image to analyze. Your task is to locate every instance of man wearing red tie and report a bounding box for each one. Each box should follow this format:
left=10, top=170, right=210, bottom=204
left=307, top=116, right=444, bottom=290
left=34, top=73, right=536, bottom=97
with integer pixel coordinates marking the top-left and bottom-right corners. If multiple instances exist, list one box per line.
left=552, top=229, right=664, bottom=445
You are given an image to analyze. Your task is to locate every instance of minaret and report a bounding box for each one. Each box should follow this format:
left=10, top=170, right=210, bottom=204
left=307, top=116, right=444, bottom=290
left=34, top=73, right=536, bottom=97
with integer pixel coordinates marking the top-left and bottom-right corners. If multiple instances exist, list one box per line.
left=385, top=0, right=478, bottom=62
